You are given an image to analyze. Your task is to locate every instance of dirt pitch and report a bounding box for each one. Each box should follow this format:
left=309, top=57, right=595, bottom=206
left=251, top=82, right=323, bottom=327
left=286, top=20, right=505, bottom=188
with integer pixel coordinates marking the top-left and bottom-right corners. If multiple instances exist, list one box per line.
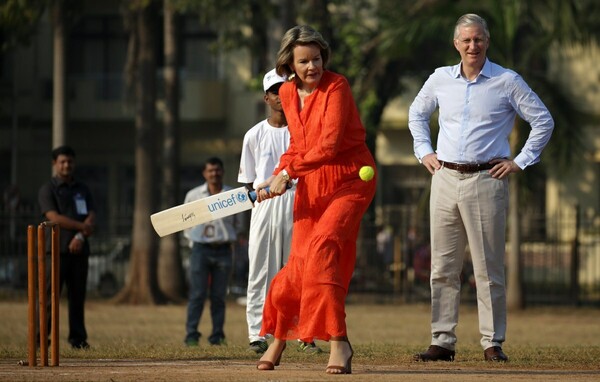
left=2, top=359, right=600, bottom=382
left=2, top=300, right=600, bottom=381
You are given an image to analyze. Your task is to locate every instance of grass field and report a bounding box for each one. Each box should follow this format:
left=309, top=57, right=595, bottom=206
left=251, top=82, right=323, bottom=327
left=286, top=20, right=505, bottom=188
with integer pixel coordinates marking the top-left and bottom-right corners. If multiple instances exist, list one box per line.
left=1, top=298, right=599, bottom=381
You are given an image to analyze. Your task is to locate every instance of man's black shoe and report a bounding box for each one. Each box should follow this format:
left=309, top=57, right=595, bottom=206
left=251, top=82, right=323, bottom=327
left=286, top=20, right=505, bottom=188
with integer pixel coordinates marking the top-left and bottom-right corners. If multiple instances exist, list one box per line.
left=484, top=346, right=508, bottom=362
left=413, top=345, right=455, bottom=361
left=71, top=340, right=90, bottom=349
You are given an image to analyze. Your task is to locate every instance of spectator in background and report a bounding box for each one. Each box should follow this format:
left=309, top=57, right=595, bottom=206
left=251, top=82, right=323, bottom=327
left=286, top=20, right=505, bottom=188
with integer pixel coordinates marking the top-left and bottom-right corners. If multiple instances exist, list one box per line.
left=183, top=157, right=242, bottom=346
left=38, top=145, right=96, bottom=349
left=376, top=225, right=394, bottom=269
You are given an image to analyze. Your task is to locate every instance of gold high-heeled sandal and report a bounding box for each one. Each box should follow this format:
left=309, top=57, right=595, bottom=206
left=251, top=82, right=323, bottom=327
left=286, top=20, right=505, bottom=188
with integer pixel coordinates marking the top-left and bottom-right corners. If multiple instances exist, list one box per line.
left=257, top=341, right=286, bottom=370
left=326, top=336, right=353, bottom=374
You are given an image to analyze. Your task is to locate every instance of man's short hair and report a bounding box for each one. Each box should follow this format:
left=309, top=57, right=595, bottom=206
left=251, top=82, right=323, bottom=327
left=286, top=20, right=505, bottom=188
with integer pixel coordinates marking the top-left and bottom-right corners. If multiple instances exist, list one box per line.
left=204, top=157, right=224, bottom=170
left=454, top=13, right=490, bottom=40
left=52, top=145, right=76, bottom=160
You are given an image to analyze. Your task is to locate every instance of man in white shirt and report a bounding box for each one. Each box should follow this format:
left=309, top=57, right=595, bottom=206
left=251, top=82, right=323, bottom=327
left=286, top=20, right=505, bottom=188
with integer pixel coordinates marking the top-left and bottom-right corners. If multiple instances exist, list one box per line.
left=409, top=13, right=554, bottom=362
left=238, top=69, right=321, bottom=354
left=184, top=157, right=241, bottom=346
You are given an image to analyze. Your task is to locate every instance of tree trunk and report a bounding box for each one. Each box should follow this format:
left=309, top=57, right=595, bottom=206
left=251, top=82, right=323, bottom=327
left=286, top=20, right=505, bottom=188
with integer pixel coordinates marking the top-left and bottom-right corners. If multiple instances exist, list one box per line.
left=114, top=1, right=164, bottom=305
left=157, top=0, right=186, bottom=302
left=52, top=0, right=66, bottom=148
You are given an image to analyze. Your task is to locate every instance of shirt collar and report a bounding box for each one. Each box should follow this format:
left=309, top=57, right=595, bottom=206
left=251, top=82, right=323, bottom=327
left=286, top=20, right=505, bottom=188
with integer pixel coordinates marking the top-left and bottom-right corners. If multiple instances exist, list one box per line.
left=451, top=63, right=462, bottom=79
left=453, top=58, right=492, bottom=80
left=480, top=58, right=492, bottom=78
left=52, top=176, right=74, bottom=187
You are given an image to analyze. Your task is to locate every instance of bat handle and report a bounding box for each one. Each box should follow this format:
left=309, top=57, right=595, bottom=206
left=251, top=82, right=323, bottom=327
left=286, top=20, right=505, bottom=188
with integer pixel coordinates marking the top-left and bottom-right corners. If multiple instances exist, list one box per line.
left=248, top=187, right=270, bottom=203
left=249, top=182, right=292, bottom=202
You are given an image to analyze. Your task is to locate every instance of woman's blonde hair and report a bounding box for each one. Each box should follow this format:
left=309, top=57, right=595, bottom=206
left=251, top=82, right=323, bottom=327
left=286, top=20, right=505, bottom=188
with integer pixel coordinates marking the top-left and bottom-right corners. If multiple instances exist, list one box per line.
left=275, top=25, right=330, bottom=78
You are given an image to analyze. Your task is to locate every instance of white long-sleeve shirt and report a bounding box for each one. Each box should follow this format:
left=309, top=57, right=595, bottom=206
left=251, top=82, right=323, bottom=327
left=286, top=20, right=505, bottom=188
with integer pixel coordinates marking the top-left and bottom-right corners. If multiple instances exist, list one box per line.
left=409, top=58, right=554, bottom=169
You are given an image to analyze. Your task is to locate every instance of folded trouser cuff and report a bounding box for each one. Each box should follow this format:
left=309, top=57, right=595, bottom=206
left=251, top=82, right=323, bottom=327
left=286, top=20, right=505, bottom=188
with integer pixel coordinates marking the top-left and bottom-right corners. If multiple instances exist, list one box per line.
left=431, top=340, right=455, bottom=352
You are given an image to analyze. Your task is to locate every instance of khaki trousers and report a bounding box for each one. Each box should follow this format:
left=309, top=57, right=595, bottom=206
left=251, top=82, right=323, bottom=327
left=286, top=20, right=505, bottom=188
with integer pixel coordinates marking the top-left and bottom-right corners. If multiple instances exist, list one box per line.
left=429, top=167, right=509, bottom=350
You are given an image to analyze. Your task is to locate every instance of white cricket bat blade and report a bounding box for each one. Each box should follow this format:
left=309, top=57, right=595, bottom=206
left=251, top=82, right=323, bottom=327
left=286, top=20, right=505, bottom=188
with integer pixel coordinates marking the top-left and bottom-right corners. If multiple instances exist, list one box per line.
left=151, top=186, right=256, bottom=237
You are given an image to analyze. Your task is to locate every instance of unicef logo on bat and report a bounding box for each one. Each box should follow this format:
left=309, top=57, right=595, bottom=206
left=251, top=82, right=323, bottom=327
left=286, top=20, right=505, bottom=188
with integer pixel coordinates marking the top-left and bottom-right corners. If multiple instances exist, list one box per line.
left=205, top=188, right=252, bottom=213
left=236, top=191, right=248, bottom=203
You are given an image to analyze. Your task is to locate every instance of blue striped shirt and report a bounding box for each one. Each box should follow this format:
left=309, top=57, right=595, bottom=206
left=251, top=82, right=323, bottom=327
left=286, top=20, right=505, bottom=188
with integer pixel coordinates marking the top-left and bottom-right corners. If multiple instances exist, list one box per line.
left=409, top=59, right=554, bottom=169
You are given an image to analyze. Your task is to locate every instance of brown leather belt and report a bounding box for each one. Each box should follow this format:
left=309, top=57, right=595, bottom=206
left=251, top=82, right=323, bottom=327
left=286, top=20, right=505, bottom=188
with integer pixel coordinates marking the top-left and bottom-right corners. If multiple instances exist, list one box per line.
left=440, top=160, right=493, bottom=173
left=199, top=242, right=231, bottom=249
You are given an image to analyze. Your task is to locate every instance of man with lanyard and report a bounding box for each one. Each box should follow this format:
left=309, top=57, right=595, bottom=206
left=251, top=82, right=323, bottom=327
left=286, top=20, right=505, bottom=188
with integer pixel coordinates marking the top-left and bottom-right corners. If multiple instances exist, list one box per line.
left=184, top=157, right=242, bottom=346
left=38, top=145, right=96, bottom=349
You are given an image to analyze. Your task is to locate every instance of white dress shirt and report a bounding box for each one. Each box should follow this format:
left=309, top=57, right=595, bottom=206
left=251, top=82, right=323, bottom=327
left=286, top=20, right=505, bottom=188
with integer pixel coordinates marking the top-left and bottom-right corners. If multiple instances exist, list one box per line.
left=409, top=58, right=554, bottom=169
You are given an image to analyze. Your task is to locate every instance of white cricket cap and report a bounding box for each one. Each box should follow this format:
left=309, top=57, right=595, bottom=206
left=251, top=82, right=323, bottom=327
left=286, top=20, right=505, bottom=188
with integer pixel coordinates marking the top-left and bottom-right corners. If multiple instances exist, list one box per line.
left=263, top=68, right=286, bottom=92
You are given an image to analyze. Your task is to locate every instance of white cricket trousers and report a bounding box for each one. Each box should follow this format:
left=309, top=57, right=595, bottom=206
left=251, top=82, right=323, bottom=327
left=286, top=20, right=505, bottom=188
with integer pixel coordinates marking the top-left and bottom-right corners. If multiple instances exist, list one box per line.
left=246, top=189, right=295, bottom=343
left=429, top=167, right=509, bottom=350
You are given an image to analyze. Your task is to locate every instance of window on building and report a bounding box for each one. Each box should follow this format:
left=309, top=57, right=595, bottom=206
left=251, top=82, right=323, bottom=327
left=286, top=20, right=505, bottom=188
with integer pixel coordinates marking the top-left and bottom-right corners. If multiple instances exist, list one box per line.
left=71, top=15, right=127, bottom=101
left=181, top=16, right=219, bottom=80
left=70, top=14, right=219, bottom=101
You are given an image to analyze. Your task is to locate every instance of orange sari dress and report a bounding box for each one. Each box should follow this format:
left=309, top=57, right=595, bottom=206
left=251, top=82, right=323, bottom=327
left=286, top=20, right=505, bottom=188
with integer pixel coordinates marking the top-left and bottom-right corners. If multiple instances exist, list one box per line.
left=259, top=71, right=376, bottom=341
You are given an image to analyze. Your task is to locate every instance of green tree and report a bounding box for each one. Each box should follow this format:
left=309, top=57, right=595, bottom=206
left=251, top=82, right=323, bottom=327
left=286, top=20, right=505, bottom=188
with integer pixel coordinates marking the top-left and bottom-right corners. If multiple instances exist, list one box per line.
left=0, top=0, right=44, bottom=51
left=157, top=0, right=186, bottom=301
left=115, top=0, right=280, bottom=304
left=114, top=0, right=164, bottom=304
left=476, top=0, right=596, bottom=309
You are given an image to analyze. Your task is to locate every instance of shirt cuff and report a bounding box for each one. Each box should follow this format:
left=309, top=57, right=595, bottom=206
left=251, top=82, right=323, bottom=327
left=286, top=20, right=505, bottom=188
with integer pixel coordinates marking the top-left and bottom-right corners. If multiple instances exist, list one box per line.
left=415, top=145, right=435, bottom=163
left=513, top=152, right=536, bottom=170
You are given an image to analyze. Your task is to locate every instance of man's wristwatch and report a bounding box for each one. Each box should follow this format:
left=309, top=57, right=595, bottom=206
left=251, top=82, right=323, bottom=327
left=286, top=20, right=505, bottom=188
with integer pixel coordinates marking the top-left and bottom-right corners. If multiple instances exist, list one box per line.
left=281, top=169, right=290, bottom=182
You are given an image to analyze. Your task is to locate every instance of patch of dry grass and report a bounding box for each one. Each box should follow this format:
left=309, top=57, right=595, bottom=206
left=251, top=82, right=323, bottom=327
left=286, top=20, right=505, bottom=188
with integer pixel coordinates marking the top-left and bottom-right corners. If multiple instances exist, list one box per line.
left=1, top=298, right=599, bottom=371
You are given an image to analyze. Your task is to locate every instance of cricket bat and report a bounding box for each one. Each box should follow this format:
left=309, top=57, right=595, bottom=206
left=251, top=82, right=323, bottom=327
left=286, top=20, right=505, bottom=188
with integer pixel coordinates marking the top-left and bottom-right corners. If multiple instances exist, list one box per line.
left=150, top=186, right=262, bottom=237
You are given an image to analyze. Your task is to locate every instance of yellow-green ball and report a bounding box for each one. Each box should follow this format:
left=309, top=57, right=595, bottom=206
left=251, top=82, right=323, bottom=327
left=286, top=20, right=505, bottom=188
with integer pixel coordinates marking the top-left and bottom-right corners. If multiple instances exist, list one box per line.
left=359, top=166, right=375, bottom=182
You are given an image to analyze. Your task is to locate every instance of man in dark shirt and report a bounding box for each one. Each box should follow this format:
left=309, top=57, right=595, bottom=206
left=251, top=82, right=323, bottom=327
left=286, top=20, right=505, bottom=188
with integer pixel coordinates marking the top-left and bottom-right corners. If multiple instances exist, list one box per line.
left=38, top=145, right=96, bottom=349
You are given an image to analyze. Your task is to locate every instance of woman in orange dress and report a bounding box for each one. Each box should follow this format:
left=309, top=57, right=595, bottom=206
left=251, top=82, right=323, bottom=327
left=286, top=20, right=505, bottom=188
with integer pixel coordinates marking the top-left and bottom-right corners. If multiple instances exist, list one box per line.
left=255, top=25, right=376, bottom=375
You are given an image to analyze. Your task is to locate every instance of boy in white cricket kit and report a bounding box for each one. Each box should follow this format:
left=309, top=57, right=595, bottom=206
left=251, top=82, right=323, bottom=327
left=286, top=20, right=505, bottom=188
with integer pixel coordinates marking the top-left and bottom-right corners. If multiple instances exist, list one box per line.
left=238, top=69, right=320, bottom=354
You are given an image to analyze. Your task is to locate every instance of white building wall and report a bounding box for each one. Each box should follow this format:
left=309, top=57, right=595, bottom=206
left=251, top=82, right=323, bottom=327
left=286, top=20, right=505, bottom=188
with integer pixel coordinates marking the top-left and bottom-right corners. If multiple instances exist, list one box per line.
left=546, top=41, right=600, bottom=239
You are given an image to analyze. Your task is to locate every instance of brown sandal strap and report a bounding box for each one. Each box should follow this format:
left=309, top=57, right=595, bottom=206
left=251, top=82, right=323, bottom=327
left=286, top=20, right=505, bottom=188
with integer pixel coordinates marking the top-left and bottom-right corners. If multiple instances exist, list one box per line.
left=256, top=360, right=275, bottom=370
left=326, top=365, right=351, bottom=374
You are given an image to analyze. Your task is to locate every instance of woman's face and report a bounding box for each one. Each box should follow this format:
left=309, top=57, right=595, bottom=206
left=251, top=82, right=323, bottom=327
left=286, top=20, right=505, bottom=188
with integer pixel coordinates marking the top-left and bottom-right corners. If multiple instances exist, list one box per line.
left=291, top=43, right=323, bottom=89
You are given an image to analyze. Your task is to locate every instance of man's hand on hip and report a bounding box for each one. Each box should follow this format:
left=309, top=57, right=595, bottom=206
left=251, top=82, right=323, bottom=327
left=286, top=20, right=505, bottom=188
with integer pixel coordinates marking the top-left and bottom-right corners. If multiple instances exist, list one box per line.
left=489, top=159, right=521, bottom=179
left=422, top=153, right=441, bottom=175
